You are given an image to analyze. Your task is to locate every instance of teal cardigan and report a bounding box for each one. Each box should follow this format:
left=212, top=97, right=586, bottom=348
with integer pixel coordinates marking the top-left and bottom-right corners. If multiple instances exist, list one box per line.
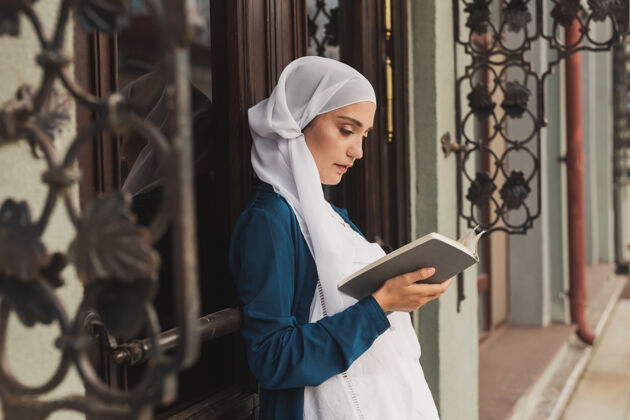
left=229, top=180, right=391, bottom=419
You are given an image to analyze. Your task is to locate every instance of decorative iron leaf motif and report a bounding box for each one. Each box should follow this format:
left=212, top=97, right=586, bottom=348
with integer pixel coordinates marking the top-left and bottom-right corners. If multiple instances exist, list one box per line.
left=324, top=7, right=339, bottom=47
left=74, top=0, right=131, bottom=34
left=0, top=1, right=38, bottom=37
left=0, top=85, right=33, bottom=140
left=0, top=6, right=20, bottom=37
left=0, top=201, right=65, bottom=327
left=307, top=15, right=317, bottom=48
left=0, top=199, right=47, bottom=280
left=68, top=192, right=160, bottom=285
left=85, top=278, right=155, bottom=339
left=0, top=254, right=64, bottom=326
left=465, top=0, right=491, bottom=34
left=34, top=88, right=72, bottom=139
left=551, top=0, right=582, bottom=28
left=466, top=172, right=497, bottom=208
left=467, top=83, right=496, bottom=120
left=504, top=0, right=532, bottom=33
left=0, top=274, right=57, bottom=326
left=501, top=81, right=530, bottom=118
left=588, top=0, right=624, bottom=22
left=500, top=171, right=531, bottom=209
left=39, top=252, right=66, bottom=288
left=0, top=85, right=71, bottom=158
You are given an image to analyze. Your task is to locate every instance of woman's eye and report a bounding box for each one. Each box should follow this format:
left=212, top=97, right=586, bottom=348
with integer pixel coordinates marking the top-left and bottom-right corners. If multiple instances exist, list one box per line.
left=340, top=128, right=353, bottom=136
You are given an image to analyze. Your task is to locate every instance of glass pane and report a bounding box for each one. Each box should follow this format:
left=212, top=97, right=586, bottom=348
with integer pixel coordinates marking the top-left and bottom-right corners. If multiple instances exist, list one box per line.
left=307, top=0, right=340, bottom=59
left=117, top=1, right=213, bottom=192
left=115, top=2, right=235, bottom=411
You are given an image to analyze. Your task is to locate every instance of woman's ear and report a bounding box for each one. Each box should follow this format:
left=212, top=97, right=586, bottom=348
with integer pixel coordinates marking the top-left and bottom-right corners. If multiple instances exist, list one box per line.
left=302, top=115, right=318, bottom=134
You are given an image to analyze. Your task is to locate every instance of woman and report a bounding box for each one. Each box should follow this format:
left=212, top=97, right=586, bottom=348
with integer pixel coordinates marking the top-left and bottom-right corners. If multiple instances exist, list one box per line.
left=230, top=56, right=450, bottom=419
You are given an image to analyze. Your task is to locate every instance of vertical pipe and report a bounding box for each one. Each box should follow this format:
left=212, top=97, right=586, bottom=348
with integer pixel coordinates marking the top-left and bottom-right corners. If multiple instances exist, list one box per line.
left=565, top=20, right=595, bottom=345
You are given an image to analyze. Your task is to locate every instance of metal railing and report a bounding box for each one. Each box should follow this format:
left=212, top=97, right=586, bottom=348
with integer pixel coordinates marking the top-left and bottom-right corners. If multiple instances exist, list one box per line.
left=450, top=0, right=629, bottom=234
left=0, top=1, right=205, bottom=418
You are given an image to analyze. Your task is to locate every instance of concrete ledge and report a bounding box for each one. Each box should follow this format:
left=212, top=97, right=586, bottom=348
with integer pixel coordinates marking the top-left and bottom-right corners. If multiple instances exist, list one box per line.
left=544, top=275, right=628, bottom=420
left=479, top=323, right=573, bottom=420
left=479, top=265, right=626, bottom=420
left=559, top=299, right=630, bottom=419
left=531, top=272, right=627, bottom=420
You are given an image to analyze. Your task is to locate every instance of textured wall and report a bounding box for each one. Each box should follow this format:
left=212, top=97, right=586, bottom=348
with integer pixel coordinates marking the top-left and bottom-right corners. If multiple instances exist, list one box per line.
left=407, top=0, right=479, bottom=418
left=0, top=2, right=84, bottom=419
left=593, top=33, right=615, bottom=264
left=546, top=57, right=570, bottom=323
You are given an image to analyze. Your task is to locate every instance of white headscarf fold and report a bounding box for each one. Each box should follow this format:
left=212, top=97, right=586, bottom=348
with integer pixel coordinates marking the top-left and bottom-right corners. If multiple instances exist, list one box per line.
left=249, top=56, right=439, bottom=420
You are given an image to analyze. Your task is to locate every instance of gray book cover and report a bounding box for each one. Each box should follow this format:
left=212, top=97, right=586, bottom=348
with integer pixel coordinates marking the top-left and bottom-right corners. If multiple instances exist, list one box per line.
left=337, top=231, right=482, bottom=301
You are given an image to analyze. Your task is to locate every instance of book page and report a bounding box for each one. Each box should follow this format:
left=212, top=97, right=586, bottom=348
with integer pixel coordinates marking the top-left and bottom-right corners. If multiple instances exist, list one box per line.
left=457, top=225, right=486, bottom=260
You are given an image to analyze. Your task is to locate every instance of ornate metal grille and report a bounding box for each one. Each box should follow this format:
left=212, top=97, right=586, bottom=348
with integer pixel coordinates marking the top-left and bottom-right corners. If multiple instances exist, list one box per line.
left=451, top=0, right=629, bottom=234
left=0, top=0, right=204, bottom=418
left=307, top=0, right=340, bottom=59
left=613, top=37, right=630, bottom=188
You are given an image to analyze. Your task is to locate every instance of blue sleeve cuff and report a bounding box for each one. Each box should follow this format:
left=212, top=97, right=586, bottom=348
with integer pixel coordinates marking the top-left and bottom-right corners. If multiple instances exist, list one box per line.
left=358, top=295, right=391, bottom=334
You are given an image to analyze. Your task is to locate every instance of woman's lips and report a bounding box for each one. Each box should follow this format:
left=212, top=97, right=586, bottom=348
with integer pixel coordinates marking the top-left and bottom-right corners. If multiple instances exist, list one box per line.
left=334, top=164, right=349, bottom=173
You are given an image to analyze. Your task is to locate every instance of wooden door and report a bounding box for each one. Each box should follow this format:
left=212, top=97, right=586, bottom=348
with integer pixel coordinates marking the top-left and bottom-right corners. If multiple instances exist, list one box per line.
left=307, top=0, right=410, bottom=249
left=76, top=0, right=408, bottom=417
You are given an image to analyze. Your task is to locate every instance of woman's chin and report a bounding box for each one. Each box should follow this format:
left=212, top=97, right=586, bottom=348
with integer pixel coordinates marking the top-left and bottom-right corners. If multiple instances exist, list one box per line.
left=322, top=175, right=343, bottom=186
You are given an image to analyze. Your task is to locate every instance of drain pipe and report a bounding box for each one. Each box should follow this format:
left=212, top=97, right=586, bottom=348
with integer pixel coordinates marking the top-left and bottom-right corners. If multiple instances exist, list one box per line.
left=565, top=20, right=595, bottom=345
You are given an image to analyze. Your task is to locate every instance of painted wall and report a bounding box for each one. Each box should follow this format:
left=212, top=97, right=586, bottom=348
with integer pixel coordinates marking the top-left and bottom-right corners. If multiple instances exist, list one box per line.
left=616, top=184, right=630, bottom=265
left=593, top=38, right=615, bottom=264
left=0, top=2, right=84, bottom=419
left=582, top=24, right=615, bottom=265
left=546, top=57, right=571, bottom=323
left=408, top=0, right=479, bottom=418
left=583, top=47, right=600, bottom=264
left=506, top=21, right=552, bottom=327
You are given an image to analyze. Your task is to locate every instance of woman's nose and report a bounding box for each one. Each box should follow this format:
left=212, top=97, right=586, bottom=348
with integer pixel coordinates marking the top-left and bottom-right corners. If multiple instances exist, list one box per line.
left=347, top=137, right=363, bottom=159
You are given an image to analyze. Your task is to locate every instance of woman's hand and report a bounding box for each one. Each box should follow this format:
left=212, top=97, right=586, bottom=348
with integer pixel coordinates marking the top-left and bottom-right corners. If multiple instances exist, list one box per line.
left=371, top=268, right=452, bottom=312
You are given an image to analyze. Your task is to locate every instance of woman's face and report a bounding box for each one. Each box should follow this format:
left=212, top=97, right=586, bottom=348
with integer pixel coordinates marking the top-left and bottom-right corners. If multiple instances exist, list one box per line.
left=303, top=101, right=376, bottom=185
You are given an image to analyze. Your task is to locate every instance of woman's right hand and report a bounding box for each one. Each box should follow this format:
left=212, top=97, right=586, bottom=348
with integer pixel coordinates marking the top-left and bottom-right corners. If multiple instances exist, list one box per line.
left=371, top=268, right=452, bottom=312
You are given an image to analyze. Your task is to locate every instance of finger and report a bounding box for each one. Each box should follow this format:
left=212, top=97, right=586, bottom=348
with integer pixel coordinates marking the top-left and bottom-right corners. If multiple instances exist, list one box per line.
left=417, top=267, right=436, bottom=280
left=418, top=279, right=452, bottom=294
left=433, top=279, right=452, bottom=293
left=403, top=267, right=435, bottom=284
left=417, top=281, right=449, bottom=295
left=405, top=284, right=442, bottom=300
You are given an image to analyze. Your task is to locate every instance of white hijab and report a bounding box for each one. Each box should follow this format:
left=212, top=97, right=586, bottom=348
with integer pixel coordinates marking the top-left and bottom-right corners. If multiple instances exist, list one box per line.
left=249, top=56, right=439, bottom=420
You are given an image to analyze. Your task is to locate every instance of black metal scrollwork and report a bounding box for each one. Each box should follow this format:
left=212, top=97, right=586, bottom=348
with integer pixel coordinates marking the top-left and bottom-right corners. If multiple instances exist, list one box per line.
left=307, top=0, right=340, bottom=59
left=613, top=35, right=630, bottom=188
left=453, top=0, right=629, bottom=234
left=0, top=0, right=202, bottom=418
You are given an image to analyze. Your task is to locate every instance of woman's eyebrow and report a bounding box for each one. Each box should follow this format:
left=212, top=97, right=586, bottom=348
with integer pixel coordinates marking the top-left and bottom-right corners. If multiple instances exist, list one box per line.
left=336, top=115, right=373, bottom=131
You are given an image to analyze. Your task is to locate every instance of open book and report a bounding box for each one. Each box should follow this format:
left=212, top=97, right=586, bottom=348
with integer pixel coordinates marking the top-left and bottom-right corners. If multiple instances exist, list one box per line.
left=337, top=226, right=486, bottom=300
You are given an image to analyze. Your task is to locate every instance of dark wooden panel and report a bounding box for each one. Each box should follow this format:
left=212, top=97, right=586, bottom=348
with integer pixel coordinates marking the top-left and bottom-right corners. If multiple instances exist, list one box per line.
left=391, top=0, right=411, bottom=246
left=164, top=388, right=258, bottom=420
left=211, top=0, right=308, bottom=400
left=74, top=28, right=120, bottom=208
left=268, top=0, right=308, bottom=84
left=74, top=25, right=96, bottom=209
left=216, top=0, right=307, bottom=225
left=96, top=32, right=121, bottom=193
left=335, top=0, right=410, bottom=249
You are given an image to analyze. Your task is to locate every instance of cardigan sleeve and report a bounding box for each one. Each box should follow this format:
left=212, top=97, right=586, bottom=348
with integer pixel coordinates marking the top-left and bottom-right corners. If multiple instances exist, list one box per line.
left=229, top=205, right=391, bottom=390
